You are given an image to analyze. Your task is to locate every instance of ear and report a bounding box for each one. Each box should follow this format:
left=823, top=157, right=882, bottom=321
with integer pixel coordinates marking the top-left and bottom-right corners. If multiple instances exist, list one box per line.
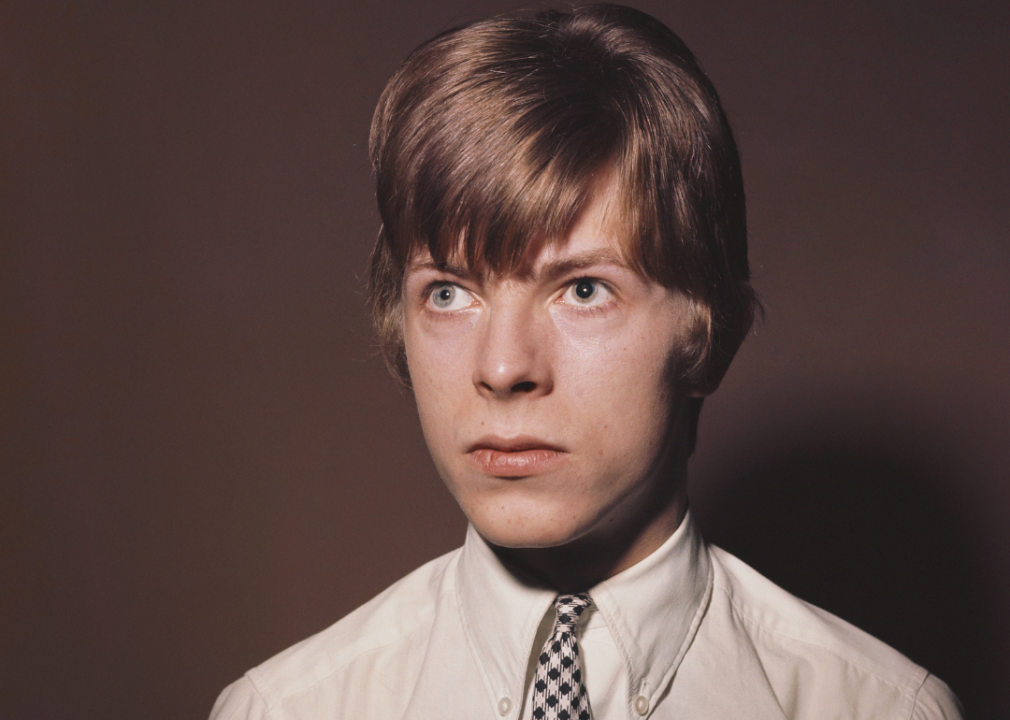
left=688, top=301, right=754, bottom=397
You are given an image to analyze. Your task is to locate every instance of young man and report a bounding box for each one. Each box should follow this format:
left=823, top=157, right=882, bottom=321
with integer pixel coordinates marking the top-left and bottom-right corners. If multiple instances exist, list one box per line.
left=210, top=5, right=961, bottom=719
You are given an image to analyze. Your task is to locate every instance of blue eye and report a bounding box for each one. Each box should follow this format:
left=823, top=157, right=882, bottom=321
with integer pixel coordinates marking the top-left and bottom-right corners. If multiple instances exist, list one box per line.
left=428, top=283, right=474, bottom=311
left=432, top=284, right=456, bottom=309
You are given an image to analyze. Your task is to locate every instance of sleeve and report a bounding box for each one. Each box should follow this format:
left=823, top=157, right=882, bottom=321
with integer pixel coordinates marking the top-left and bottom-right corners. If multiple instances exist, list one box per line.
left=208, top=675, right=273, bottom=720
left=910, top=674, right=964, bottom=720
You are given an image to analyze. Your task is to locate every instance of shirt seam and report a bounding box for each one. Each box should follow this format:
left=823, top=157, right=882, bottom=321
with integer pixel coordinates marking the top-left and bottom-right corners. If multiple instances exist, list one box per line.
left=905, top=672, right=934, bottom=720
left=244, top=671, right=279, bottom=720
left=714, top=577, right=923, bottom=703
left=251, top=626, right=430, bottom=714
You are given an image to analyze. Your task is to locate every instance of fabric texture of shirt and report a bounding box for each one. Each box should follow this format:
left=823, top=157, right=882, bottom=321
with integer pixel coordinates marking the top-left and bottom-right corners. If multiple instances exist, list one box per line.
left=209, top=513, right=962, bottom=720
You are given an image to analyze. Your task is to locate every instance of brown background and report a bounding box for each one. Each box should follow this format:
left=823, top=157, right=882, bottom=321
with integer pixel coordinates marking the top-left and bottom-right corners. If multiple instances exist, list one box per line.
left=2, top=1, right=1007, bottom=718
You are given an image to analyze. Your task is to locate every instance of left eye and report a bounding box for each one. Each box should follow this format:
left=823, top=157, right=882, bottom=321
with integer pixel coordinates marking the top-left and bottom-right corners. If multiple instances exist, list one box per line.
left=428, top=283, right=474, bottom=311
left=563, top=279, right=610, bottom=306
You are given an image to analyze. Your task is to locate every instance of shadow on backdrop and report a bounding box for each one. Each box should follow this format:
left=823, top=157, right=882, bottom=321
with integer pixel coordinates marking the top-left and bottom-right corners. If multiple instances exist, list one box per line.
left=694, top=426, right=999, bottom=719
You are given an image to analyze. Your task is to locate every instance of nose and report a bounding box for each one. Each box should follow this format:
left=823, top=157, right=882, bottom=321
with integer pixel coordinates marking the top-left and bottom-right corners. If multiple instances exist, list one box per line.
left=473, top=300, right=553, bottom=399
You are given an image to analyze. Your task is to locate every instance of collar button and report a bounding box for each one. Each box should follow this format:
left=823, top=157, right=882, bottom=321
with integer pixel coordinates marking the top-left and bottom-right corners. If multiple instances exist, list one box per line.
left=497, top=697, right=513, bottom=716
left=634, top=694, right=650, bottom=716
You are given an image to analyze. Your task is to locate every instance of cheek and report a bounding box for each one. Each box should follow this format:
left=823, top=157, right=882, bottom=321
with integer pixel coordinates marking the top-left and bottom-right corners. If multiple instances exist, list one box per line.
left=405, top=312, right=457, bottom=383
left=556, top=323, right=682, bottom=447
left=404, top=318, right=476, bottom=446
left=559, top=319, right=677, bottom=392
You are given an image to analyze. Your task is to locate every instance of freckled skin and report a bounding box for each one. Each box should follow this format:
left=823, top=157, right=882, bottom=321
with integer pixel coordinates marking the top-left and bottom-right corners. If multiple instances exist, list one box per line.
left=402, top=182, right=707, bottom=591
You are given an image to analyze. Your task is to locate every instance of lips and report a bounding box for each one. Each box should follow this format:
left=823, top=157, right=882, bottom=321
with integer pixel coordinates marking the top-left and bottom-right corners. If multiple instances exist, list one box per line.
left=466, top=436, right=568, bottom=477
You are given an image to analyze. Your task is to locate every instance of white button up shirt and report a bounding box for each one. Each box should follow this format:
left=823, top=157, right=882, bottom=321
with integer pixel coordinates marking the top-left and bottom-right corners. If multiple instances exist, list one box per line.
left=209, top=513, right=961, bottom=720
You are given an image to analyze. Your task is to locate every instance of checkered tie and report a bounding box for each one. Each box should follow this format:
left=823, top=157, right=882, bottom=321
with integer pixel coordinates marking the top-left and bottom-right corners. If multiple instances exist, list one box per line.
left=531, top=593, right=593, bottom=720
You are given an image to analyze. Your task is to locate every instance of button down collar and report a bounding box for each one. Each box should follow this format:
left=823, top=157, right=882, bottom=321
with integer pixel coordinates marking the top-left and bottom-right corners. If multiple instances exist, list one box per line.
left=455, top=524, right=557, bottom=710
left=456, top=512, right=712, bottom=716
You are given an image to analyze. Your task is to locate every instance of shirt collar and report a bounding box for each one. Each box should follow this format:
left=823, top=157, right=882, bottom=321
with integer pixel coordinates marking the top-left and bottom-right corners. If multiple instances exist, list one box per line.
left=455, top=512, right=712, bottom=711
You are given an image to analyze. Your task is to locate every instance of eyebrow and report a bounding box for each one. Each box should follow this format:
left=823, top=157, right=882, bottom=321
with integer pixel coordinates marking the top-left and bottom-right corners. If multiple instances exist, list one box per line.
left=532, top=250, right=631, bottom=284
left=406, top=259, right=477, bottom=281
left=407, top=250, right=631, bottom=284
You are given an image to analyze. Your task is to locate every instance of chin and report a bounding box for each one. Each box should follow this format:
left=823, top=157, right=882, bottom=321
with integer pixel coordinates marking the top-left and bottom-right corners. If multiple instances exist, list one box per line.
left=468, top=503, right=595, bottom=550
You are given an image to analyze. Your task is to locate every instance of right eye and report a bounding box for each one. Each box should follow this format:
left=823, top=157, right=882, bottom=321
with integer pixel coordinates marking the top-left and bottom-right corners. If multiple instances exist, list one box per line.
left=428, top=283, right=474, bottom=311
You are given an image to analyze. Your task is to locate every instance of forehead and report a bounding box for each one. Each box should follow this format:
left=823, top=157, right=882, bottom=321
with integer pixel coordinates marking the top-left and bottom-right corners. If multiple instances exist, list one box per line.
left=530, top=184, right=629, bottom=272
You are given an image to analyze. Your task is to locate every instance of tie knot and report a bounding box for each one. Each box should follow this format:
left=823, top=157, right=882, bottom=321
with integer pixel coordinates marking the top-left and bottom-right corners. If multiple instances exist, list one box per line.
left=553, top=593, right=591, bottom=632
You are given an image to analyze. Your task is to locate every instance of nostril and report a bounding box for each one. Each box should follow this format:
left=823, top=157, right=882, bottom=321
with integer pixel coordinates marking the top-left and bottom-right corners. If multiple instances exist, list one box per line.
left=511, top=381, right=537, bottom=393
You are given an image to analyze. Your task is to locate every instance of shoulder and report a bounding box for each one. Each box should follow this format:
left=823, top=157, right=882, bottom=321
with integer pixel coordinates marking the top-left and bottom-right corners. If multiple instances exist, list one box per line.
left=708, top=545, right=921, bottom=686
left=704, top=545, right=962, bottom=720
left=208, top=548, right=459, bottom=720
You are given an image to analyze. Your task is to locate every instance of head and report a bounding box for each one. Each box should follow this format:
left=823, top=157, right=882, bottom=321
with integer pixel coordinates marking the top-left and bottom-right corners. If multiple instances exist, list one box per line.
left=369, top=3, right=753, bottom=397
left=366, top=4, right=755, bottom=572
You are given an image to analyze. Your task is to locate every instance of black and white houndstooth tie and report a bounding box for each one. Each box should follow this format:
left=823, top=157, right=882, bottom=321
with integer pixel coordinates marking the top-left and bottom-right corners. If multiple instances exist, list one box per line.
left=531, top=593, right=593, bottom=720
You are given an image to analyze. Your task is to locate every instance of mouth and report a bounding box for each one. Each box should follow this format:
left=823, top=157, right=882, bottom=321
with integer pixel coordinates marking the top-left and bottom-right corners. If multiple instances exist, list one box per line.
left=466, top=436, right=568, bottom=478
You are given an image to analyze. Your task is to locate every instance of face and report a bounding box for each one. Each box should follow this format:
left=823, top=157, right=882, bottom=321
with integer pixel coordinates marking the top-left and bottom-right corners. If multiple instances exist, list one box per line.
left=402, top=182, right=701, bottom=552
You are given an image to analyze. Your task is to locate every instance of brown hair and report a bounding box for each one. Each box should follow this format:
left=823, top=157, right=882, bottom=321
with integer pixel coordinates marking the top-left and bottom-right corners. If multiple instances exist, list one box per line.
left=368, top=3, right=755, bottom=391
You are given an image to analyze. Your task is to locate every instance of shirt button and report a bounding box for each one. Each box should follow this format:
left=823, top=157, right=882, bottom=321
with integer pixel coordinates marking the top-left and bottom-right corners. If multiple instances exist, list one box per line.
left=497, top=697, right=512, bottom=716
left=634, top=694, right=650, bottom=715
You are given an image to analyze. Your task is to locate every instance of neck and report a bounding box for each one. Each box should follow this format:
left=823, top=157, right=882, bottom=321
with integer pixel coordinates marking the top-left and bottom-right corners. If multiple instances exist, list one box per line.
left=490, top=465, right=689, bottom=593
